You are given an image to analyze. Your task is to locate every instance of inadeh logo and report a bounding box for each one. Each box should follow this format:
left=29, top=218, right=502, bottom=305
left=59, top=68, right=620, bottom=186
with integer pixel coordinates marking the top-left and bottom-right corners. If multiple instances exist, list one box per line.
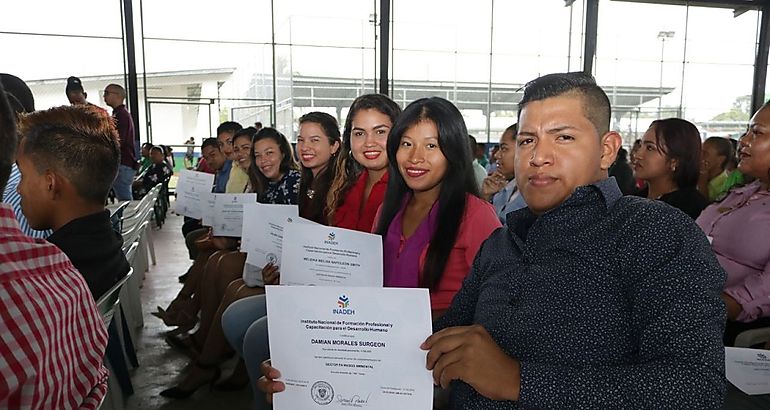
left=324, top=231, right=339, bottom=245
left=337, top=294, right=349, bottom=308
left=333, top=294, right=354, bottom=315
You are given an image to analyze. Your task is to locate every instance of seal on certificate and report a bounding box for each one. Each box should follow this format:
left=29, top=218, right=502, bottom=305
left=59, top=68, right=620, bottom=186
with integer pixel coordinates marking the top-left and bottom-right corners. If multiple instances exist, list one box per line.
left=311, top=381, right=334, bottom=405
left=266, top=253, right=278, bottom=265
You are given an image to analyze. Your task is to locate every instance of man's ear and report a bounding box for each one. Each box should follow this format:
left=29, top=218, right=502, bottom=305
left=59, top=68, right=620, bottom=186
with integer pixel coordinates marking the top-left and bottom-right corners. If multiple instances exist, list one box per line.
left=44, top=170, right=68, bottom=200
left=599, top=131, right=622, bottom=171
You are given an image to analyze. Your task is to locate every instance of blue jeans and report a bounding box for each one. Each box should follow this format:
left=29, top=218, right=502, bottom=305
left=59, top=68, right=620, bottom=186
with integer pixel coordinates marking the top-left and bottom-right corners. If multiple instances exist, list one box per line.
left=113, top=165, right=136, bottom=201
left=222, top=295, right=270, bottom=410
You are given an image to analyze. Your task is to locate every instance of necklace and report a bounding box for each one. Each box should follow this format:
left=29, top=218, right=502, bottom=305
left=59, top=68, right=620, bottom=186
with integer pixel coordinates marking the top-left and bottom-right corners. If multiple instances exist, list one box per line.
left=306, top=189, right=315, bottom=199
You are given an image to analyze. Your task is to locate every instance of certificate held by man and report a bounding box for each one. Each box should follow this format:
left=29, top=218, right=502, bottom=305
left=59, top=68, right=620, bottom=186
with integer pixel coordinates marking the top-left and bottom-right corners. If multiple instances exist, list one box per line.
left=211, top=193, right=257, bottom=237
left=174, top=170, right=215, bottom=219
left=267, top=286, right=433, bottom=410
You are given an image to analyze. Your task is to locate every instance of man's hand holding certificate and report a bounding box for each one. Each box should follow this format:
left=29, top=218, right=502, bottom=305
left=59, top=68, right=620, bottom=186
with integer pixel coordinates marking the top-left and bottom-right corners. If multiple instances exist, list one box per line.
left=266, top=286, right=433, bottom=409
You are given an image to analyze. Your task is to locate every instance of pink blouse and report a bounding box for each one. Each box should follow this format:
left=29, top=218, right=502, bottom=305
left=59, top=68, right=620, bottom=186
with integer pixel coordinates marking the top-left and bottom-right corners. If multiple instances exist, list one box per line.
left=696, top=181, right=770, bottom=322
left=387, top=195, right=501, bottom=310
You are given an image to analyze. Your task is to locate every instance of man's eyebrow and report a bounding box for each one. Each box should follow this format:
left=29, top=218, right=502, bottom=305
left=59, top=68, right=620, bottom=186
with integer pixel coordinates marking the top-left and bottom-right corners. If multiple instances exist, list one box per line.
left=517, top=125, right=579, bottom=137
left=545, top=125, right=579, bottom=134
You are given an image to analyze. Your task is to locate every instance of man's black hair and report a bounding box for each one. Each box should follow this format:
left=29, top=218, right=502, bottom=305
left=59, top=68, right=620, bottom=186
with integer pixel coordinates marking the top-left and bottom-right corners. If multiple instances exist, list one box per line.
left=201, top=137, right=220, bottom=151
left=216, top=121, right=243, bottom=136
left=0, top=73, right=35, bottom=114
left=518, top=72, right=611, bottom=135
left=20, top=105, right=120, bottom=203
left=65, top=76, right=85, bottom=94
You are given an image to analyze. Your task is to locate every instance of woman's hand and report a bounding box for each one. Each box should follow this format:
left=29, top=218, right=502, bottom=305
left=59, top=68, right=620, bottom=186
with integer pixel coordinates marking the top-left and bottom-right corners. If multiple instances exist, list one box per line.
left=262, top=263, right=280, bottom=285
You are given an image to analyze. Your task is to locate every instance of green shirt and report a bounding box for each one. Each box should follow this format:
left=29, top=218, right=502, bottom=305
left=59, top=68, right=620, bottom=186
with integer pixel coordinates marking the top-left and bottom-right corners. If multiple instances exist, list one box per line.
left=710, top=170, right=744, bottom=202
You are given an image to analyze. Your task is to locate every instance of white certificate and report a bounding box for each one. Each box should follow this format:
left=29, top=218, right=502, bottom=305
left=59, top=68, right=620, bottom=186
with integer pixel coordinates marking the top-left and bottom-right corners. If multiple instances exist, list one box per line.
left=201, top=193, right=216, bottom=227
left=174, top=170, right=215, bottom=219
left=241, top=203, right=299, bottom=268
left=725, top=347, right=770, bottom=395
left=211, top=193, right=257, bottom=237
left=267, top=286, right=433, bottom=410
left=280, top=223, right=383, bottom=287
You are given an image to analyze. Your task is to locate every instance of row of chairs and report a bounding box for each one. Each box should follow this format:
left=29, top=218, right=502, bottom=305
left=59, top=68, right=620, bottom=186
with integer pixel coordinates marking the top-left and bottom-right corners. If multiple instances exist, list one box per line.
left=96, top=183, right=166, bottom=410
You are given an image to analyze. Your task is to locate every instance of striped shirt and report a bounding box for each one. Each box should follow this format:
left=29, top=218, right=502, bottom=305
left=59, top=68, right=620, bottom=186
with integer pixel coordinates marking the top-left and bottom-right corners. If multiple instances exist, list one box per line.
left=0, top=203, right=108, bottom=409
left=1, top=164, right=52, bottom=239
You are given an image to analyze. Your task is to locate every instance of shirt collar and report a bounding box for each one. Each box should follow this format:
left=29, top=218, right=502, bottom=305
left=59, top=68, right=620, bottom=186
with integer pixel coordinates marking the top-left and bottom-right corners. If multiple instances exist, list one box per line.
left=730, top=180, right=766, bottom=196
left=47, top=210, right=110, bottom=244
left=506, top=177, right=622, bottom=234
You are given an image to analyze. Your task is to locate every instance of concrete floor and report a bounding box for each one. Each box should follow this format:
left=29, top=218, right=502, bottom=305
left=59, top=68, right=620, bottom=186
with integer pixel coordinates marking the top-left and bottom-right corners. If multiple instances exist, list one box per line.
left=123, top=211, right=252, bottom=410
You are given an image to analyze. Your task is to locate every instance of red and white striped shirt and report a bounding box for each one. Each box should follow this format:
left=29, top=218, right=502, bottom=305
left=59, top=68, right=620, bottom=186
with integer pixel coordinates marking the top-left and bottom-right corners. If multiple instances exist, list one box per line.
left=0, top=204, right=108, bottom=409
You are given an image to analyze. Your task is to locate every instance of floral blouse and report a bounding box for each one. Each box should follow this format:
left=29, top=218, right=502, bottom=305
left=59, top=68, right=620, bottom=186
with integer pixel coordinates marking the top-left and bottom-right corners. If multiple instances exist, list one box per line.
left=259, top=169, right=300, bottom=205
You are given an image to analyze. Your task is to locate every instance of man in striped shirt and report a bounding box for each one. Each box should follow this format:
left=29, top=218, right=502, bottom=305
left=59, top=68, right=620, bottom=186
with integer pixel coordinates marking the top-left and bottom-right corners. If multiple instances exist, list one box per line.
left=0, top=73, right=51, bottom=239
left=0, top=81, right=109, bottom=408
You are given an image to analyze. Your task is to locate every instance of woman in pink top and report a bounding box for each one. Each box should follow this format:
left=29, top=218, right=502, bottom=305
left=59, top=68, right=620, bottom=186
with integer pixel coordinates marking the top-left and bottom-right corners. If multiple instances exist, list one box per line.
left=375, top=97, right=502, bottom=318
left=696, top=102, right=770, bottom=345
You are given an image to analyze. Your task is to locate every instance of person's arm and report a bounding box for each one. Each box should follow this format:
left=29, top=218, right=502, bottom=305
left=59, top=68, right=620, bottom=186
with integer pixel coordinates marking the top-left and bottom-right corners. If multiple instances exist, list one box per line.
left=723, top=258, right=770, bottom=322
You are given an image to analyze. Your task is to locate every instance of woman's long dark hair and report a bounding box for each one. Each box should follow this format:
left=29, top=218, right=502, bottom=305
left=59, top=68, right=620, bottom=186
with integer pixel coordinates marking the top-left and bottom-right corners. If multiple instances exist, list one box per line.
left=247, top=127, right=298, bottom=196
left=375, top=97, right=479, bottom=290
left=326, top=94, right=401, bottom=222
left=297, top=111, right=341, bottom=224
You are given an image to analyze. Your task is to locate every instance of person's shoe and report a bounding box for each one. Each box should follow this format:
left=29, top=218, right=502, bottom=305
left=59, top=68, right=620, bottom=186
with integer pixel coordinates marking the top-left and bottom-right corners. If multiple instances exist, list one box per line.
left=159, top=362, right=221, bottom=399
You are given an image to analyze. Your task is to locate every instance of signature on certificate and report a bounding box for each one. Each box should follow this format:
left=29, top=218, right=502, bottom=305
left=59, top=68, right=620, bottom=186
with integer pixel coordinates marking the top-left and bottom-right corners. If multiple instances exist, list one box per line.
left=336, top=393, right=371, bottom=407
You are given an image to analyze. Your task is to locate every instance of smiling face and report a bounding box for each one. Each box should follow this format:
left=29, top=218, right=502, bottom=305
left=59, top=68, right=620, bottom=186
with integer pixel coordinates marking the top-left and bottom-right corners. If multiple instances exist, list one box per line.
left=253, top=137, right=284, bottom=182
left=739, top=105, right=770, bottom=182
left=515, top=94, right=618, bottom=215
left=232, top=134, right=252, bottom=169
left=633, top=125, right=676, bottom=183
left=297, top=121, right=340, bottom=176
left=396, top=120, right=448, bottom=197
left=217, top=131, right=235, bottom=160
left=350, top=109, right=391, bottom=172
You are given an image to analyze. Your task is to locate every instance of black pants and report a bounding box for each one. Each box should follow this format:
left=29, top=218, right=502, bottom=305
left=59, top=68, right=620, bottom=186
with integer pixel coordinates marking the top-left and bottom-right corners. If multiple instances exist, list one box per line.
left=724, top=316, right=770, bottom=347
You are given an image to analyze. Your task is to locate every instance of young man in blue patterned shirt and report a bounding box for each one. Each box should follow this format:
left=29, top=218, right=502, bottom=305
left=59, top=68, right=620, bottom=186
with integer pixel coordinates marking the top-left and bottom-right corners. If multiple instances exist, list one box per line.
left=422, top=72, right=727, bottom=409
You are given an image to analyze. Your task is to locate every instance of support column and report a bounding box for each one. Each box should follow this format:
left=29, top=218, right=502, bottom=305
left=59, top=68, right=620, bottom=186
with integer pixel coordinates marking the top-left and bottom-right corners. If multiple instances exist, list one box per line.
left=583, top=0, right=599, bottom=75
left=121, top=0, right=140, bottom=142
left=379, top=0, right=391, bottom=95
left=752, top=4, right=770, bottom=114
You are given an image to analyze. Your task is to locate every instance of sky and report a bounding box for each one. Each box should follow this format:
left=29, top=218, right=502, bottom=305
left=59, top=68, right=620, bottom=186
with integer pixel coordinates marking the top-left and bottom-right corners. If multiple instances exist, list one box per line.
left=0, top=0, right=763, bottom=124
